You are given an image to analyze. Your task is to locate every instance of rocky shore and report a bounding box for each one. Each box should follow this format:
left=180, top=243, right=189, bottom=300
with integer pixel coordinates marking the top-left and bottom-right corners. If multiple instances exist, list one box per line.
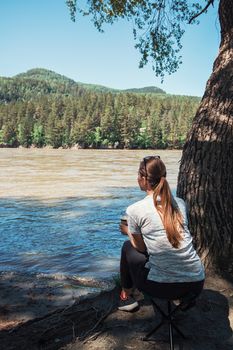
left=0, top=272, right=114, bottom=331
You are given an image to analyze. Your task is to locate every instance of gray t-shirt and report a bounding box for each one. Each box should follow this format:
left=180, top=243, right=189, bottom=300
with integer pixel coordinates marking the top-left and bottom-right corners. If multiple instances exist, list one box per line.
left=126, top=194, right=205, bottom=283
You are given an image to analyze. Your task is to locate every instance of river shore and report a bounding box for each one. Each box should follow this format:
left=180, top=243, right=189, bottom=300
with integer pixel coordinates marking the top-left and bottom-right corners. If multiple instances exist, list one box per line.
left=0, top=143, right=183, bottom=150
left=0, top=272, right=233, bottom=349
left=0, top=272, right=114, bottom=331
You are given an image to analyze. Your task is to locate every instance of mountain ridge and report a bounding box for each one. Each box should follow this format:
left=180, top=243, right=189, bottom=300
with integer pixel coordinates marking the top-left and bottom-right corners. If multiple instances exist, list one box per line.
left=0, top=68, right=200, bottom=150
left=12, top=68, right=166, bottom=95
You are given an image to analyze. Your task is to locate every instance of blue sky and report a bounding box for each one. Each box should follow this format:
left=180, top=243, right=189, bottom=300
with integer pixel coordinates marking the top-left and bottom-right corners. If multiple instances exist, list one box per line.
left=1, top=0, right=220, bottom=96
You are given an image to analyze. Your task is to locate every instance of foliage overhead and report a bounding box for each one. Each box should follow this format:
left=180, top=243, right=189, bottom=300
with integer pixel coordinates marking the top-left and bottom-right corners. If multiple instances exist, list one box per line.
left=66, top=0, right=215, bottom=80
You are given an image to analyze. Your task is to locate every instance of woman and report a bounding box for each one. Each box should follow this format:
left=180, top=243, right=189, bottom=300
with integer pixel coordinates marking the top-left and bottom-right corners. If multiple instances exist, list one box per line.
left=118, top=155, right=205, bottom=311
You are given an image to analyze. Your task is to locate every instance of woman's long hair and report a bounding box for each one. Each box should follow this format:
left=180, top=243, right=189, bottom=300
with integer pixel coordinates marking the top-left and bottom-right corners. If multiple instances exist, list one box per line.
left=139, top=157, right=184, bottom=248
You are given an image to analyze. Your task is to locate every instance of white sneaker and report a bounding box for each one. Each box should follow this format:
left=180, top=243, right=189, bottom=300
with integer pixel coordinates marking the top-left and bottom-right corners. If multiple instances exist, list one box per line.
left=118, top=295, right=139, bottom=312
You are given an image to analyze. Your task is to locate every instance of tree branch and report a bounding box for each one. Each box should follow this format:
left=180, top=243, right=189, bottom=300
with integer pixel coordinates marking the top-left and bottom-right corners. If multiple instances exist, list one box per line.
left=188, top=0, right=215, bottom=24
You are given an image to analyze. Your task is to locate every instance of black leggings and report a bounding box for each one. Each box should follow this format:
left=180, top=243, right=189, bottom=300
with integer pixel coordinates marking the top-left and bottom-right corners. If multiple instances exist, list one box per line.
left=120, top=240, right=204, bottom=299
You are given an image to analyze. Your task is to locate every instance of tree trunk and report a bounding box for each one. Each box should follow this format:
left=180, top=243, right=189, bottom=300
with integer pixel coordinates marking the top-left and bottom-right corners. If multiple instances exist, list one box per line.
left=177, top=0, right=233, bottom=272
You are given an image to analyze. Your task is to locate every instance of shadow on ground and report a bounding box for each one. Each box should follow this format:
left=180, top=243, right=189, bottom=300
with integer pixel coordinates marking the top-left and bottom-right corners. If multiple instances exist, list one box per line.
left=0, top=275, right=233, bottom=350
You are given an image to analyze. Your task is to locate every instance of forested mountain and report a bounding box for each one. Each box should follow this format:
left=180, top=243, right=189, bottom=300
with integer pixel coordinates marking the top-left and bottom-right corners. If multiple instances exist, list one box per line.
left=0, top=68, right=166, bottom=101
left=0, top=69, right=85, bottom=102
left=0, top=68, right=200, bottom=149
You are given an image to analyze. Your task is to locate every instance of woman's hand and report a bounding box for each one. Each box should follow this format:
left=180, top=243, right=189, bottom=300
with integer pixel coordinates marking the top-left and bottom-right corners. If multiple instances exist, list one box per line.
left=119, top=223, right=129, bottom=236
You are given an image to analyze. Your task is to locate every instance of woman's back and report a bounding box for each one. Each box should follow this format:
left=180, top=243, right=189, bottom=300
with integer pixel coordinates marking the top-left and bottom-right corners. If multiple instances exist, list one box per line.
left=126, top=194, right=205, bottom=283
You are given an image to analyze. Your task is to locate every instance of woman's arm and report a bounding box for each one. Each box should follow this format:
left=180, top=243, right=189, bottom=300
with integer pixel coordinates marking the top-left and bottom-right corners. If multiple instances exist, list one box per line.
left=130, top=233, right=147, bottom=253
left=119, top=223, right=147, bottom=253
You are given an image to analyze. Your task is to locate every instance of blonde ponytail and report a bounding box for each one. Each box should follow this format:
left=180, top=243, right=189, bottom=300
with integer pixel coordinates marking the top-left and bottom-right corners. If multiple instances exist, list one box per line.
left=153, top=177, right=183, bottom=248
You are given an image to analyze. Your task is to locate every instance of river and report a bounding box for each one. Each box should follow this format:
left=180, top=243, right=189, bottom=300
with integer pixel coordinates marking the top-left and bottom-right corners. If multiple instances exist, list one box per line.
left=0, top=149, right=181, bottom=282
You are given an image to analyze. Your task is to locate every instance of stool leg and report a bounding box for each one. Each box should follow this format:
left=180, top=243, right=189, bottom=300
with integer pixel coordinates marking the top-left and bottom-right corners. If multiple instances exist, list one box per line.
left=142, top=320, right=163, bottom=340
left=169, top=322, right=174, bottom=350
left=171, top=322, right=186, bottom=339
left=168, top=301, right=174, bottom=350
left=142, top=299, right=186, bottom=346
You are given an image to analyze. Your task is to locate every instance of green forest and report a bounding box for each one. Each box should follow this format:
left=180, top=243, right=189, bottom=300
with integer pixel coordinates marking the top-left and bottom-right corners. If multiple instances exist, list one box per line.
left=0, top=68, right=200, bottom=149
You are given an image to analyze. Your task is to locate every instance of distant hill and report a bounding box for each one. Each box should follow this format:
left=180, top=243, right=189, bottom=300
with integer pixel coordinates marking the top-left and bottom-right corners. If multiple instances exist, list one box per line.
left=15, top=68, right=77, bottom=85
left=0, top=68, right=166, bottom=103
left=76, top=83, right=166, bottom=94
left=15, top=68, right=166, bottom=94
left=123, top=86, right=165, bottom=94
left=0, top=68, right=200, bottom=150
left=0, top=69, right=84, bottom=103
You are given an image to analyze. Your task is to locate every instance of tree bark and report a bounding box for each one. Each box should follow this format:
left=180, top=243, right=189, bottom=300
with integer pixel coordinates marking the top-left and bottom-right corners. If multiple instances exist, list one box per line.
left=177, top=0, right=233, bottom=272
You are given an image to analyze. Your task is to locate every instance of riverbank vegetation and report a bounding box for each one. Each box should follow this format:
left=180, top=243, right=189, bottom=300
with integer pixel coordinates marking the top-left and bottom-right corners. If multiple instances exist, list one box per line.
left=0, top=68, right=200, bottom=149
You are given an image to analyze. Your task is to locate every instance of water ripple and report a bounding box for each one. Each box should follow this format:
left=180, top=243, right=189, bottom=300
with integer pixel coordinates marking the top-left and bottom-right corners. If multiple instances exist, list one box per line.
left=0, top=149, right=180, bottom=280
